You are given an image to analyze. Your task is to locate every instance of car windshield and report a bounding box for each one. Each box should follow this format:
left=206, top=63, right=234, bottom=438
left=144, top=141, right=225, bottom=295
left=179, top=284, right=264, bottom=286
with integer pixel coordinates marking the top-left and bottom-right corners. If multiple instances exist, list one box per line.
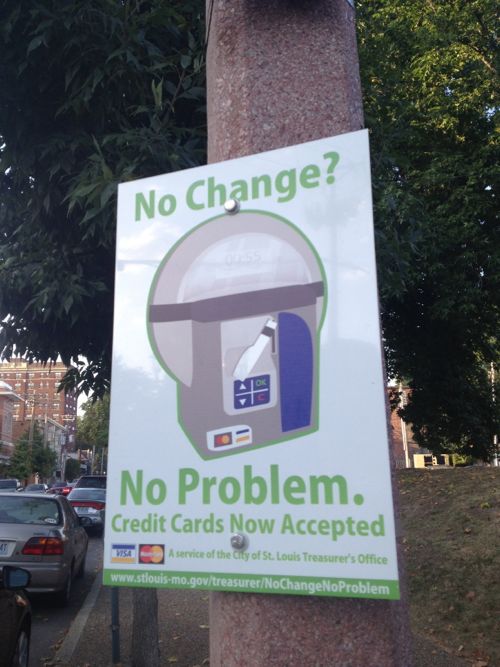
left=68, top=489, right=106, bottom=501
left=0, top=480, right=17, bottom=490
left=77, top=477, right=106, bottom=489
left=0, top=496, right=62, bottom=525
left=25, top=484, right=45, bottom=491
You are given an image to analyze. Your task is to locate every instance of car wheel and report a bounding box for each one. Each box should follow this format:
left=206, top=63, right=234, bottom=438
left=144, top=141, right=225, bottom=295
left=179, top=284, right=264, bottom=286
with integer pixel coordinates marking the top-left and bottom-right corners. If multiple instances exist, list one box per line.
left=76, top=551, right=86, bottom=578
left=56, top=566, right=73, bottom=606
left=12, top=625, right=30, bottom=667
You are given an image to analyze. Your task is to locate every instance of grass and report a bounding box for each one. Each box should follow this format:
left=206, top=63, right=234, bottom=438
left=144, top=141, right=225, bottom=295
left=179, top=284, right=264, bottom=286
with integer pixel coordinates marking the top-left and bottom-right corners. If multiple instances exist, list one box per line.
left=397, top=467, right=500, bottom=666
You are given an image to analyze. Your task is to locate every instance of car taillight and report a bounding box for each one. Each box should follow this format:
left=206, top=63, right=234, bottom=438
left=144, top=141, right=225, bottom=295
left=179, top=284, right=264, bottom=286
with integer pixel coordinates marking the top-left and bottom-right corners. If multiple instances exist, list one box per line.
left=22, top=536, right=64, bottom=556
left=71, top=501, right=105, bottom=510
left=62, top=487, right=71, bottom=495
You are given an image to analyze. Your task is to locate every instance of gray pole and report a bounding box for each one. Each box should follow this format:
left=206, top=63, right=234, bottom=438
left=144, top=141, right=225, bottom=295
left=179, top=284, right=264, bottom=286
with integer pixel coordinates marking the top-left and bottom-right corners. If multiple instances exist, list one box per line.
left=491, top=362, right=498, bottom=466
left=110, top=587, right=121, bottom=664
left=206, top=1, right=412, bottom=664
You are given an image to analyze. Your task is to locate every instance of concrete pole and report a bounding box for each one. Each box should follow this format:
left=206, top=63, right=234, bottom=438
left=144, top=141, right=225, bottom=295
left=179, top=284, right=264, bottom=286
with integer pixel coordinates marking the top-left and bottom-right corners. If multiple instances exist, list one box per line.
left=206, top=1, right=412, bottom=665
left=206, top=0, right=363, bottom=161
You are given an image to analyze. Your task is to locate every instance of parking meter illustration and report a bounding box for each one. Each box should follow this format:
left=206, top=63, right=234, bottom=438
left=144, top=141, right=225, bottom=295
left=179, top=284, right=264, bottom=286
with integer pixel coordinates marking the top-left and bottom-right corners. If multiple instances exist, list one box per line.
left=147, top=211, right=326, bottom=459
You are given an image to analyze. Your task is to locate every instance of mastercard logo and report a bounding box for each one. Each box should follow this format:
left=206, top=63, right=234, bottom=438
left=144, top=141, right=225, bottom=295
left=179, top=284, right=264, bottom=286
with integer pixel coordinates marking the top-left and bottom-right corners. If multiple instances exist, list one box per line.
left=139, top=544, right=165, bottom=564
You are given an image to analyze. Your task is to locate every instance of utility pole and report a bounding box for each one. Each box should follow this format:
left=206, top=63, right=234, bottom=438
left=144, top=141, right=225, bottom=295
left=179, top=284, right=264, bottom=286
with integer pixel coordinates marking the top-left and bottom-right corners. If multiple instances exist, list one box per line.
left=491, top=362, right=498, bottom=466
left=399, top=382, right=410, bottom=469
left=27, top=397, right=36, bottom=484
left=206, top=1, right=412, bottom=664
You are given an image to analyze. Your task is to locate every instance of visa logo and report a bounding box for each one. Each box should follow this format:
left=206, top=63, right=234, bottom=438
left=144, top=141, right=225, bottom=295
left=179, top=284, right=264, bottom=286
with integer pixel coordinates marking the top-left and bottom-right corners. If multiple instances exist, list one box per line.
left=111, top=543, right=136, bottom=563
left=116, top=549, right=133, bottom=558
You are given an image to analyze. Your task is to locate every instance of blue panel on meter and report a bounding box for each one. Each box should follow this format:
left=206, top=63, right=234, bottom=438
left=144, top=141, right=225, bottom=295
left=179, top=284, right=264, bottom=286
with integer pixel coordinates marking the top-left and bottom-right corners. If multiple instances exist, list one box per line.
left=278, top=312, right=313, bottom=431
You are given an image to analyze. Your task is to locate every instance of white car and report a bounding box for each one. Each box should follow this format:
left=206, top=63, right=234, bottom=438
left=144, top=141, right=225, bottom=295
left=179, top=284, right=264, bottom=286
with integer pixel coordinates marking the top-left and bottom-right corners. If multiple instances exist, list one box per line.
left=0, top=493, right=89, bottom=605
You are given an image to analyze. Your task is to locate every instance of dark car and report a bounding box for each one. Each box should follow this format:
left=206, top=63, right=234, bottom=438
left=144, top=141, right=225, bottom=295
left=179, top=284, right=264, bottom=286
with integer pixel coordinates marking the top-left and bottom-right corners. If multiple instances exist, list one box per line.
left=23, top=484, right=48, bottom=494
left=0, top=480, right=21, bottom=494
left=74, top=475, right=107, bottom=490
left=0, top=566, right=31, bottom=667
left=67, top=488, right=106, bottom=537
left=0, top=493, right=89, bottom=605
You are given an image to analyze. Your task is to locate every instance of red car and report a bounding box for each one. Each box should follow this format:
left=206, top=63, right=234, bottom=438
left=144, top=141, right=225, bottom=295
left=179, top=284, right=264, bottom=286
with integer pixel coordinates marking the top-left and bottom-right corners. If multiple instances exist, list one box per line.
left=46, top=482, right=73, bottom=496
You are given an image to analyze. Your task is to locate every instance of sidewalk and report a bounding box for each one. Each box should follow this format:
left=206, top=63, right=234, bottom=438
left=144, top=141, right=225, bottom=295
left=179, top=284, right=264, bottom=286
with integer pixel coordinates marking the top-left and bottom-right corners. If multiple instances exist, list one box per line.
left=55, top=576, right=472, bottom=667
left=57, top=580, right=209, bottom=667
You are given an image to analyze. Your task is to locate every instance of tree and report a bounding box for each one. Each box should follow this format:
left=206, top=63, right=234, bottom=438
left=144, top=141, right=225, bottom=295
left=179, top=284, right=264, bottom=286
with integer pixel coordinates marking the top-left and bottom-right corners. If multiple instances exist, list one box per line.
left=9, top=423, right=57, bottom=482
left=76, top=393, right=110, bottom=471
left=356, top=0, right=500, bottom=459
left=64, top=457, right=81, bottom=482
left=0, top=0, right=206, bottom=399
left=0, top=4, right=206, bottom=665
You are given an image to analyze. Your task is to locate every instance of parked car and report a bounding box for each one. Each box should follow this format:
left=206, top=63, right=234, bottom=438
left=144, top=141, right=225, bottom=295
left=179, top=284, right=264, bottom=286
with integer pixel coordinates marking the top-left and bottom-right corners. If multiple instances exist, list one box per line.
left=74, top=475, right=107, bottom=490
left=46, top=481, right=73, bottom=496
left=0, top=480, right=21, bottom=494
left=67, top=488, right=106, bottom=537
left=0, top=493, right=89, bottom=605
left=22, top=484, right=48, bottom=494
left=0, top=566, right=31, bottom=667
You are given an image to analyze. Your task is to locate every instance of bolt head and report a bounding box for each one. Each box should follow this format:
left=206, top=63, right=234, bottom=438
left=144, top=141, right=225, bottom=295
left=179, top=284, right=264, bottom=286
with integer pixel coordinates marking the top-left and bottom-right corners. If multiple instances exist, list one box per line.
left=230, top=533, right=248, bottom=550
left=224, top=199, right=240, bottom=215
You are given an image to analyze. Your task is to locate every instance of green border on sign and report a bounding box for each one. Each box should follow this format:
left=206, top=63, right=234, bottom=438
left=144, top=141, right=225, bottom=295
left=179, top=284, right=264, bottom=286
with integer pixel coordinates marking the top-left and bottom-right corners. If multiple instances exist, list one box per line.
left=146, top=208, right=329, bottom=461
left=103, top=568, right=399, bottom=600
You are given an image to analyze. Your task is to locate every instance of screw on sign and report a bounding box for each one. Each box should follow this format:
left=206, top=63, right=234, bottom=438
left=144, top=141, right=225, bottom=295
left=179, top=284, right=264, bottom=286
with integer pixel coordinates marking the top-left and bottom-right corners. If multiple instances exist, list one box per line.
left=139, top=544, right=165, bottom=564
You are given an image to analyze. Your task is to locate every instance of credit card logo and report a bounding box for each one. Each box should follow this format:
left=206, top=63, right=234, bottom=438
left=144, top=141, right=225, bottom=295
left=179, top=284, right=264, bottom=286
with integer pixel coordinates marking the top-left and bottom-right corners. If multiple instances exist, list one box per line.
left=214, top=432, right=232, bottom=447
left=111, top=544, right=136, bottom=564
left=139, top=544, right=165, bottom=564
left=207, top=425, right=253, bottom=451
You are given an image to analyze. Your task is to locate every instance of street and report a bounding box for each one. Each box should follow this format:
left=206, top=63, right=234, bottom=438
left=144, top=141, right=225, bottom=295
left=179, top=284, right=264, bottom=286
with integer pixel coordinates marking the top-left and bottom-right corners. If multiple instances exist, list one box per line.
left=29, top=534, right=103, bottom=667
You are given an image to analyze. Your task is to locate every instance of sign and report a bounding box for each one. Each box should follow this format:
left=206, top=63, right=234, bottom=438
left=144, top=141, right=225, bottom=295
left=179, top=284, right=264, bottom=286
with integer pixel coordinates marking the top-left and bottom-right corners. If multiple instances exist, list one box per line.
left=103, top=130, right=401, bottom=599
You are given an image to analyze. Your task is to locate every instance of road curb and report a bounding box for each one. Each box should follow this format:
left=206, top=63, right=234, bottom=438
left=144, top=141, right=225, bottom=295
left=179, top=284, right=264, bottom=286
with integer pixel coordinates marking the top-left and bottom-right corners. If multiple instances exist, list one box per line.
left=55, top=570, right=103, bottom=664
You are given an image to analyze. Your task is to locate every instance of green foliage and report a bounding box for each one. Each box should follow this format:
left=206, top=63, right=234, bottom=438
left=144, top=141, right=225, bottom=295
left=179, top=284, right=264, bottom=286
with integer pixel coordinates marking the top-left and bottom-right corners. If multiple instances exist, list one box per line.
left=357, top=0, right=499, bottom=459
left=76, top=393, right=110, bottom=450
left=450, top=454, right=474, bottom=467
left=9, top=423, right=57, bottom=480
left=64, top=457, right=82, bottom=482
left=0, top=0, right=206, bottom=397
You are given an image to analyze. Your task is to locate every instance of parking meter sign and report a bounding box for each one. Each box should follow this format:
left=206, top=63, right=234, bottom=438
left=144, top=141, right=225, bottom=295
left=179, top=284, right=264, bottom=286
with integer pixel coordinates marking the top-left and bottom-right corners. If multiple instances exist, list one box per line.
left=104, top=130, right=401, bottom=599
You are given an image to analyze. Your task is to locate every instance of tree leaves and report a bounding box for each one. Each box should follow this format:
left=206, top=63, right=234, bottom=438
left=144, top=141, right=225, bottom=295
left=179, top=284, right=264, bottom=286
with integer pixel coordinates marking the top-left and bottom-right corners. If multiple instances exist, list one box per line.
left=0, top=0, right=206, bottom=399
left=9, top=423, right=57, bottom=480
left=358, top=0, right=499, bottom=458
left=76, top=393, right=110, bottom=450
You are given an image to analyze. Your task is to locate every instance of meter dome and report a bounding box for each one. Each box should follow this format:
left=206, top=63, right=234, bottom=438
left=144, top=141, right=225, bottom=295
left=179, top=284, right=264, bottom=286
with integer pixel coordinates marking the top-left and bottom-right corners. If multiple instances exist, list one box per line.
left=148, top=211, right=325, bottom=386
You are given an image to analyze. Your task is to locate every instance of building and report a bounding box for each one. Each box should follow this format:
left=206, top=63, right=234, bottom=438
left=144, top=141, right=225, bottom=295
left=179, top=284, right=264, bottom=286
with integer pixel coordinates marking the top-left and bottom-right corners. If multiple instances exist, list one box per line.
left=0, top=381, right=23, bottom=466
left=389, top=384, right=420, bottom=468
left=0, top=359, right=77, bottom=450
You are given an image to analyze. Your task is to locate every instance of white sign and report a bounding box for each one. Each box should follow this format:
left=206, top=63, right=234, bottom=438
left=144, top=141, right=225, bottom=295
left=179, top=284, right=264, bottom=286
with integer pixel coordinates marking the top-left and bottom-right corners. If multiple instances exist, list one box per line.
left=104, top=130, right=400, bottom=599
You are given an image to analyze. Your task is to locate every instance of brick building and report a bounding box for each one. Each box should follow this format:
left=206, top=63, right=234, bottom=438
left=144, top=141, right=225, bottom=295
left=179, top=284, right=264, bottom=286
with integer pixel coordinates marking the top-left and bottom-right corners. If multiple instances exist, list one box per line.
left=0, top=381, right=23, bottom=465
left=0, top=359, right=77, bottom=450
left=389, top=384, right=422, bottom=468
